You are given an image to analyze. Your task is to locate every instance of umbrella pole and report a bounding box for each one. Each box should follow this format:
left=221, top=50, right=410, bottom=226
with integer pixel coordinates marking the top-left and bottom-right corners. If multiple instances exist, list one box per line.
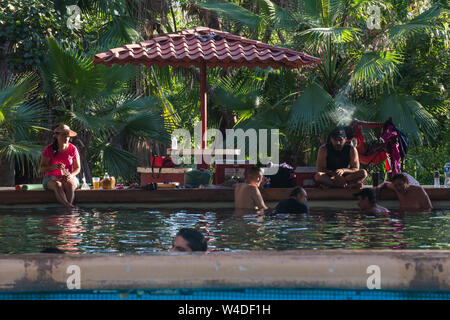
left=198, top=62, right=209, bottom=170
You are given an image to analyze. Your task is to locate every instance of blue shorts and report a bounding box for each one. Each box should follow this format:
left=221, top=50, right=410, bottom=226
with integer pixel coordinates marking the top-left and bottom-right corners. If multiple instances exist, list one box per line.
left=43, top=176, right=79, bottom=190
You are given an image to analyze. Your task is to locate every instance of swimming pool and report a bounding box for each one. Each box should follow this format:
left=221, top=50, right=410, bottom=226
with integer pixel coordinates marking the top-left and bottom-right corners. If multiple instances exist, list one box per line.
left=0, top=207, right=448, bottom=253
left=1, top=288, right=449, bottom=300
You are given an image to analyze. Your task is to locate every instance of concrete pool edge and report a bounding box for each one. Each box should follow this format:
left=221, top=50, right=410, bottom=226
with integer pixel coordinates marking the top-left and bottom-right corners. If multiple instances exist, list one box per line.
left=0, top=250, right=448, bottom=292
left=1, top=200, right=449, bottom=209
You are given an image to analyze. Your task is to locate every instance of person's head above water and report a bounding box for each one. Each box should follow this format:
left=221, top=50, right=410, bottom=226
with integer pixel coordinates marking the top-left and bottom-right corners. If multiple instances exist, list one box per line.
left=245, top=166, right=263, bottom=186
left=170, top=228, right=208, bottom=252
left=354, top=188, right=376, bottom=210
left=329, top=127, right=347, bottom=151
left=290, top=187, right=308, bottom=204
left=391, top=173, right=409, bottom=194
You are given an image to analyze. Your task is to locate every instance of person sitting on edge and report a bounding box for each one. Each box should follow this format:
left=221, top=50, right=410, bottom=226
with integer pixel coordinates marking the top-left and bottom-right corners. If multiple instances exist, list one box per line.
left=234, top=166, right=273, bottom=213
left=375, top=173, right=432, bottom=212
left=275, top=187, right=309, bottom=214
left=314, top=127, right=367, bottom=189
left=353, top=188, right=389, bottom=215
left=170, top=228, right=208, bottom=252
left=40, top=124, right=80, bottom=209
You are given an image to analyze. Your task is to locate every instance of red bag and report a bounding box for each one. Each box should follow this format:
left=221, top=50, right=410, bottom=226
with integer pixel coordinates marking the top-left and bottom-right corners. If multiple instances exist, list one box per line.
left=150, top=156, right=175, bottom=168
left=150, top=156, right=175, bottom=178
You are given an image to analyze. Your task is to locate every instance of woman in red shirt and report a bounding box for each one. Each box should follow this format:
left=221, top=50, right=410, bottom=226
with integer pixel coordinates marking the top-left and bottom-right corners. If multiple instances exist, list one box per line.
left=40, top=124, right=81, bottom=208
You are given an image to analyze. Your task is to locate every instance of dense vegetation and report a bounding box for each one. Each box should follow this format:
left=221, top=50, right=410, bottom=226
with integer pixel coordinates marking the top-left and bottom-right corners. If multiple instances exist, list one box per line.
left=0, top=0, right=448, bottom=185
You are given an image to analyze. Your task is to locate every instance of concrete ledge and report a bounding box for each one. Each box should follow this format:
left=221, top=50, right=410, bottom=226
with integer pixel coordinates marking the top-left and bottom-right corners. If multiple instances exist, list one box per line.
left=0, top=250, right=448, bottom=292
left=0, top=187, right=449, bottom=206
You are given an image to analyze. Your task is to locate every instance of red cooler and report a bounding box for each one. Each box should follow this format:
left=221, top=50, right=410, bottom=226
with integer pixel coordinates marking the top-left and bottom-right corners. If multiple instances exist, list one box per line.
left=213, top=160, right=256, bottom=185
left=295, top=167, right=318, bottom=187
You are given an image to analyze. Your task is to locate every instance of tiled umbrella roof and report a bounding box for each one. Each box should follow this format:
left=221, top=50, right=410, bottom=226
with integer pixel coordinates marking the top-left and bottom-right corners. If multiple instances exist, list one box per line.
left=93, top=27, right=321, bottom=69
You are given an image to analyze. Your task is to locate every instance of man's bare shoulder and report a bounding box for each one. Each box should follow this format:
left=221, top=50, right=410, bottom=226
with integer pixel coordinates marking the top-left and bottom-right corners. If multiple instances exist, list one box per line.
left=235, top=183, right=258, bottom=192
left=409, top=184, right=427, bottom=193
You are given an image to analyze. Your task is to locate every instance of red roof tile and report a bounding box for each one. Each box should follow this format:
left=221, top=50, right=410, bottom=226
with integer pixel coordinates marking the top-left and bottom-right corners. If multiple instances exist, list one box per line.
left=93, top=27, right=321, bottom=70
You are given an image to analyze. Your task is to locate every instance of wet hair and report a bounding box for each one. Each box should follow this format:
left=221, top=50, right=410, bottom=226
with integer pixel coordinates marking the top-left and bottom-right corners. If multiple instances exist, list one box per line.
left=176, top=228, right=207, bottom=252
left=290, top=187, right=306, bottom=198
left=391, top=173, right=408, bottom=183
left=354, top=188, right=377, bottom=204
left=245, top=166, right=262, bottom=180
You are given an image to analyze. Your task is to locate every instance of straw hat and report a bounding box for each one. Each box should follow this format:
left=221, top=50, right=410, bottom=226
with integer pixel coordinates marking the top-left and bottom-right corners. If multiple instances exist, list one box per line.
left=53, top=124, right=77, bottom=137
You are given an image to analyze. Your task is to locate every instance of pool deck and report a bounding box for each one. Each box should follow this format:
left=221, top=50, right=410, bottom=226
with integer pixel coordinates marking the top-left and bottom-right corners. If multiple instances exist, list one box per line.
left=0, top=186, right=449, bottom=207
left=0, top=250, right=448, bottom=292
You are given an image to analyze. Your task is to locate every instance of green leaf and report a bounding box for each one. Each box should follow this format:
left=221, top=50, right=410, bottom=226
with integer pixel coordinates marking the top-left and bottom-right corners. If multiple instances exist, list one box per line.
left=376, top=93, right=439, bottom=145
left=288, top=82, right=336, bottom=134
left=199, top=1, right=262, bottom=30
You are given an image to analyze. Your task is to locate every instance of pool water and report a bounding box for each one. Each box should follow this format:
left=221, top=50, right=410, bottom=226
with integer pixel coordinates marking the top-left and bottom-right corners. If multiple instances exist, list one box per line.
left=0, top=207, right=448, bottom=254
left=1, top=288, right=449, bottom=300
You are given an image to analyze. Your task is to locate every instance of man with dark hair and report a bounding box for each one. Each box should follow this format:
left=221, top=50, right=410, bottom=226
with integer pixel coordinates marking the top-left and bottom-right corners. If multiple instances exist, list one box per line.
left=315, top=127, right=367, bottom=188
left=353, top=188, right=388, bottom=214
left=275, top=187, right=309, bottom=214
left=375, top=173, right=432, bottom=212
left=170, top=228, right=208, bottom=252
left=234, top=166, right=272, bottom=213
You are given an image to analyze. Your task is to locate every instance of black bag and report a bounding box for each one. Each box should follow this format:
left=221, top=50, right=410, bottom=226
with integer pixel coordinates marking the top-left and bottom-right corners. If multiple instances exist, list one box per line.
left=269, top=167, right=295, bottom=188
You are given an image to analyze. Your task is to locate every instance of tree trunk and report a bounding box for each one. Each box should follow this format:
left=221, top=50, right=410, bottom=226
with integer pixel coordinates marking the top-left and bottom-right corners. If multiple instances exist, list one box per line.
left=0, top=157, right=15, bottom=187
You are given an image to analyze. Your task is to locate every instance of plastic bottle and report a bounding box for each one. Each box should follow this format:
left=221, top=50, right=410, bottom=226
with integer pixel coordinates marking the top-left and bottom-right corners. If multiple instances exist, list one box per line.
left=444, top=162, right=450, bottom=188
left=81, top=176, right=90, bottom=190
left=433, top=170, right=440, bottom=188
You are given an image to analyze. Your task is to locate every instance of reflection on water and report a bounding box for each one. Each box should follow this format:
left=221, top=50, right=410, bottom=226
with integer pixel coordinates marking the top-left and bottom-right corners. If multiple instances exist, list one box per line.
left=0, top=207, right=448, bottom=254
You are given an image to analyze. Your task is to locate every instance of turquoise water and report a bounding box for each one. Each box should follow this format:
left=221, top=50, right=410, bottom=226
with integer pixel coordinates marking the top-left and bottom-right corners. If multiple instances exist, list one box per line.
left=0, top=288, right=448, bottom=300
left=0, top=207, right=448, bottom=253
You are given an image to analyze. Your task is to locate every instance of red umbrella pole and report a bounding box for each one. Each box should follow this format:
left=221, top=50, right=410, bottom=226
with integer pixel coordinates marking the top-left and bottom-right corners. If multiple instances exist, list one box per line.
left=200, top=62, right=207, bottom=149
left=198, top=62, right=209, bottom=170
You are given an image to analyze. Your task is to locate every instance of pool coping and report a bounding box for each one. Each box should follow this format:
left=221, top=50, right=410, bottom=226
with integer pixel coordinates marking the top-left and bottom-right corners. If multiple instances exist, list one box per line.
left=0, top=250, right=448, bottom=292
left=0, top=187, right=449, bottom=208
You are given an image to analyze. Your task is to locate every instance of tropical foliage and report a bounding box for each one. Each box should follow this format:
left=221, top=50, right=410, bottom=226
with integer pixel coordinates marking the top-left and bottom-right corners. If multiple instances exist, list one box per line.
left=0, top=0, right=448, bottom=185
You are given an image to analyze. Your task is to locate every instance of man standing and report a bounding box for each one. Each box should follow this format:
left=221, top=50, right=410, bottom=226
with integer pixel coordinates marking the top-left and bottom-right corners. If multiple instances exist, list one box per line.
left=314, top=127, right=367, bottom=188
left=234, top=166, right=272, bottom=213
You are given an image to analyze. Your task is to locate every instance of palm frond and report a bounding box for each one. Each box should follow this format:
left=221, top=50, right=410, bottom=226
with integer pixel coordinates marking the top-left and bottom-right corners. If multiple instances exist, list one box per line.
left=0, top=73, right=38, bottom=112
left=299, top=27, right=361, bottom=45
left=98, top=142, right=138, bottom=180
left=376, top=93, right=439, bottom=145
left=97, top=16, right=142, bottom=49
left=256, top=0, right=299, bottom=30
left=198, top=1, right=262, bottom=30
left=288, top=82, right=336, bottom=135
left=45, top=38, right=103, bottom=104
left=0, top=140, right=44, bottom=176
left=388, top=4, right=447, bottom=43
left=350, top=50, right=402, bottom=94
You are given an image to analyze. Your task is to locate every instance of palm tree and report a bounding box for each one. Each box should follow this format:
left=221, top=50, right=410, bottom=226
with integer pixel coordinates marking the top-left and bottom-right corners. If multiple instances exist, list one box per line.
left=199, top=0, right=446, bottom=147
left=0, top=74, right=46, bottom=186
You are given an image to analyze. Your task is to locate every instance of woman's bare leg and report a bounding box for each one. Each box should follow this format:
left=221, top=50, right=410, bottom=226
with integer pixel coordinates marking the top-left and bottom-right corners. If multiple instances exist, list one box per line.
left=47, top=180, right=74, bottom=208
left=62, top=178, right=78, bottom=204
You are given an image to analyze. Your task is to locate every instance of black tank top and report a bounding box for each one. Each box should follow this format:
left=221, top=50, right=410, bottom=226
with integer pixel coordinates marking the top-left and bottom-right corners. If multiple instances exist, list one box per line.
left=326, top=142, right=352, bottom=171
